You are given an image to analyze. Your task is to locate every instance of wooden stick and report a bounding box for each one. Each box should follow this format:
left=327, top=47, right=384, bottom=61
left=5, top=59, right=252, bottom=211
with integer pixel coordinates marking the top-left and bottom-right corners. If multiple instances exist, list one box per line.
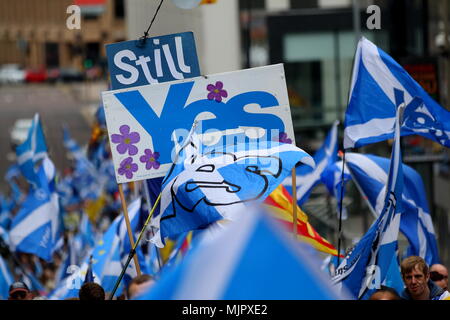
left=291, top=167, right=297, bottom=240
left=118, top=183, right=141, bottom=276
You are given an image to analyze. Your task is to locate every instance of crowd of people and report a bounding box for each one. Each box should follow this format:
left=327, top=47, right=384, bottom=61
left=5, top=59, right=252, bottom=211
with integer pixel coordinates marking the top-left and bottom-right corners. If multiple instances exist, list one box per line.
left=4, top=255, right=448, bottom=300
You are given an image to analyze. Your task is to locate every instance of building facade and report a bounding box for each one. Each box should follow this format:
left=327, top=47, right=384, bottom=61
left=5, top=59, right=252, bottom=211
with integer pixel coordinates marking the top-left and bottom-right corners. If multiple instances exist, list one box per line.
left=0, top=0, right=126, bottom=70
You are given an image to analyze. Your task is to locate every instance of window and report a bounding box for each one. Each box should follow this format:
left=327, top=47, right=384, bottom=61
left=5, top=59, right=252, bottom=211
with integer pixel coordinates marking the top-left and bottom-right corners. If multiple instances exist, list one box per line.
left=115, top=0, right=125, bottom=19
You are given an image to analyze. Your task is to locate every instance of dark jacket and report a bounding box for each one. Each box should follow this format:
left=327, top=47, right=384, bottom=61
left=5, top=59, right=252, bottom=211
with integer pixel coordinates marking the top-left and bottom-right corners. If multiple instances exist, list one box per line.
left=400, top=280, right=446, bottom=300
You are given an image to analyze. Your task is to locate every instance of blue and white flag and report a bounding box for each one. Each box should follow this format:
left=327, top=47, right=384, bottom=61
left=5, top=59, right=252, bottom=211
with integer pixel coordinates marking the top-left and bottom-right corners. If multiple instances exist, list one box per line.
left=283, top=120, right=339, bottom=205
left=137, top=204, right=348, bottom=300
left=9, top=157, right=61, bottom=262
left=344, top=37, right=450, bottom=149
left=116, top=197, right=150, bottom=284
left=344, top=152, right=439, bottom=265
left=49, top=216, right=123, bottom=300
left=0, top=255, right=13, bottom=300
left=332, top=108, right=404, bottom=300
left=151, top=134, right=314, bottom=247
left=16, top=114, right=48, bottom=187
left=0, top=194, right=13, bottom=230
left=63, top=125, right=102, bottom=201
left=321, top=160, right=351, bottom=220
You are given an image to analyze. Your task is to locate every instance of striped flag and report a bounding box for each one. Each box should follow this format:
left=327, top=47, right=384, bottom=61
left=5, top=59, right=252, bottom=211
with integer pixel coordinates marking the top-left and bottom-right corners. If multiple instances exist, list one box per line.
left=264, top=184, right=340, bottom=257
left=333, top=107, right=404, bottom=299
left=344, top=37, right=450, bottom=149
left=9, top=157, right=61, bottom=262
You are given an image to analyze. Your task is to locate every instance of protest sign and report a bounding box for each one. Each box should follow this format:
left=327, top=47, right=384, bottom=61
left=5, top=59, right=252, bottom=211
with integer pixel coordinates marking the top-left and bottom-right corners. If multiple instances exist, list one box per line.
left=102, top=63, right=295, bottom=183
left=106, top=32, right=200, bottom=90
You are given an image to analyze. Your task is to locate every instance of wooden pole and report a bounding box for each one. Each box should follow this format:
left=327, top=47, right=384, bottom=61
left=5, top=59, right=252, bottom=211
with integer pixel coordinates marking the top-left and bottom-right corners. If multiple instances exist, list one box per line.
left=291, top=167, right=297, bottom=240
left=118, top=183, right=141, bottom=276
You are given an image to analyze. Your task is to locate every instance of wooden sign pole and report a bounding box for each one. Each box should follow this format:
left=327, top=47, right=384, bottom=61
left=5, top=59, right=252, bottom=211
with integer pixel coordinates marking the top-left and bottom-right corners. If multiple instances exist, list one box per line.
left=118, top=183, right=141, bottom=276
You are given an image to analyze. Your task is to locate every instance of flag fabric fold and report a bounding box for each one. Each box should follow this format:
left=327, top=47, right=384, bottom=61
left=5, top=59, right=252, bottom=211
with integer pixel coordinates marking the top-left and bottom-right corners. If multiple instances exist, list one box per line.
left=264, top=184, right=340, bottom=256
left=344, top=152, right=439, bottom=265
left=283, top=120, right=339, bottom=205
left=333, top=107, right=404, bottom=300
left=9, top=157, right=61, bottom=262
left=137, top=204, right=349, bottom=300
left=151, top=135, right=314, bottom=247
left=344, top=37, right=450, bottom=149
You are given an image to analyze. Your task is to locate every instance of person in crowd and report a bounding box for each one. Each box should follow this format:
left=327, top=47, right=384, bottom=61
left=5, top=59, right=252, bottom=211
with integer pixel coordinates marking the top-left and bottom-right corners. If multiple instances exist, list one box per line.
left=429, top=263, right=448, bottom=292
left=78, top=282, right=105, bottom=300
left=126, top=274, right=155, bottom=299
left=8, top=282, right=33, bottom=300
left=369, top=286, right=401, bottom=300
left=400, top=256, right=450, bottom=300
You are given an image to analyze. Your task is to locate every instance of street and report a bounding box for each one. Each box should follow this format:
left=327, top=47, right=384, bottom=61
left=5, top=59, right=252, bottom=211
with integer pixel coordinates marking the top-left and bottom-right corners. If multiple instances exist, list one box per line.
left=0, top=82, right=107, bottom=190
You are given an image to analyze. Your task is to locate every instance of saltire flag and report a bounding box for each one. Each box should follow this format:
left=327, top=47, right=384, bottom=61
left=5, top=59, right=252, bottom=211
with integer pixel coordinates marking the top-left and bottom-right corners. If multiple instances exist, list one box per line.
left=9, top=157, right=61, bottom=262
left=116, top=197, right=151, bottom=284
left=283, top=120, right=339, bottom=205
left=4, top=164, right=24, bottom=208
left=62, top=125, right=102, bottom=201
left=54, top=235, right=77, bottom=287
left=151, top=132, right=314, bottom=247
left=0, top=255, right=13, bottom=300
left=264, top=184, right=340, bottom=256
left=15, top=114, right=48, bottom=187
left=137, top=205, right=349, bottom=300
left=49, top=216, right=122, bottom=299
left=344, top=37, right=450, bottom=149
left=0, top=194, right=13, bottom=230
left=344, top=152, right=439, bottom=265
left=332, top=108, right=404, bottom=300
left=321, top=159, right=351, bottom=220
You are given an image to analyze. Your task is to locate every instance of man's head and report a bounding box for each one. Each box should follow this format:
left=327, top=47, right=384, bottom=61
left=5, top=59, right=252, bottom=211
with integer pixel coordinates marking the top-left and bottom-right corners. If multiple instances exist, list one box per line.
left=127, top=274, right=154, bottom=299
left=401, top=256, right=430, bottom=300
left=430, top=264, right=448, bottom=291
left=8, top=282, right=32, bottom=300
left=79, top=282, right=105, bottom=300
left=369, top=286, right=401, bottom=300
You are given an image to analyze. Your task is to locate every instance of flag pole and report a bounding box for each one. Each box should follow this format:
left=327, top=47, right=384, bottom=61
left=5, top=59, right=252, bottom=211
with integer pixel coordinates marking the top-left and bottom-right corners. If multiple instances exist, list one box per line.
left=142, top=180, right=163, bottom=271
left=291, top=167, right=297, bottom=239
left=336, top=150, right=346, bottom=267
left=118, top=183, right=141, bottom=276
left=109, top=192, right=161, bottom=300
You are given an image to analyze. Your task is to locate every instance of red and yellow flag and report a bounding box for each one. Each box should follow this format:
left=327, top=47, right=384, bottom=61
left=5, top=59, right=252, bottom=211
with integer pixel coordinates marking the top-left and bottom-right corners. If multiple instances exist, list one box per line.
left=264, top=184, right=341, bottom=257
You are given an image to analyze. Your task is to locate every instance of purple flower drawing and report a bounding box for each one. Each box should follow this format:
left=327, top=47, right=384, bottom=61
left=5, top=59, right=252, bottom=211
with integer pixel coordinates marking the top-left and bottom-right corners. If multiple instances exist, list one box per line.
left=278, top=132, right=292, bottom=144
left=207, top=81, right=228, bottom=102
left=118, top=157, right=138, bottom=179
left=140, top=149, right=160, bottom=170
left=111, top=125, right=140, bottom=156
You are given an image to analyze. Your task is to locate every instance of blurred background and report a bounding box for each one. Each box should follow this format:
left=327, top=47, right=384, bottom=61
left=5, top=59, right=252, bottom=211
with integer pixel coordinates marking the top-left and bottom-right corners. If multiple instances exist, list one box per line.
left=0, top=0, right=449, bottom=266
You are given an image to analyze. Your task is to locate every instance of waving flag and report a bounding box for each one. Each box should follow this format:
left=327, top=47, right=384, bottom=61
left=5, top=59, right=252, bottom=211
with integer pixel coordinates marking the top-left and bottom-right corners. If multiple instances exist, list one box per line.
left=63, top=125, right=102, bottom=201
left=283, top=121, right=339, bottom=205
left=138, top=205, right=348, bottom=300
left=49, top=216, right=122, bottom=299
left=9, top=157, right=61, bottom=262
left=333, top=108, right=404, bottom=300
left=344, top=37, right=450, bottom=149
left=16, top=114, right=48, bottom=187
left=151, top=135, right=314, bottom=247
left=344, top=152, right=439, bottom=265
left=264, top=184, right=339, bottom=256
left=321, top=158, right=352, bottom=220
left=0, top=255, right=13, bottom=300
left=116, top=197, right=151, bottom=283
